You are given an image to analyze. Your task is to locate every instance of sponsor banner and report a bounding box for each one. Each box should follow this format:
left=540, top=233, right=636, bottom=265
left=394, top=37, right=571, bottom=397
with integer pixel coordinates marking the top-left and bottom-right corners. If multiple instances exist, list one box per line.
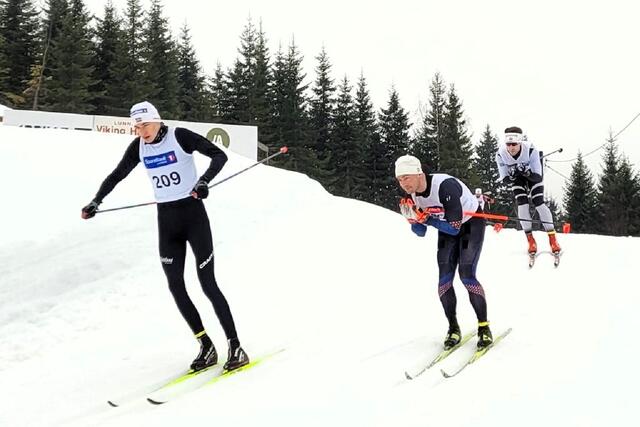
left=93, top=116, right=258, bottom=160
left=3, top=110, right=259, bottom=160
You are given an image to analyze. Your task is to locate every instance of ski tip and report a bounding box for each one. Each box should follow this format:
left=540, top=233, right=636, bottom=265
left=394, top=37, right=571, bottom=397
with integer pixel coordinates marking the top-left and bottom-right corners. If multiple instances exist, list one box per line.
left=440, top=368, right=451, bottom=378
left=107, top=400, right=118, bottom=407
left=147, top=397, right=166, bottom=405
left=404, top=372, right=414, bottom=380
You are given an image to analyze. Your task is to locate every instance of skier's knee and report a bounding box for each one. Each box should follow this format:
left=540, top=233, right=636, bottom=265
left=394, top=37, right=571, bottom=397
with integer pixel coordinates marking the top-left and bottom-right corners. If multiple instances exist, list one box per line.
left=532, top=196, right=545, bottom=207
left=458, top=264, right=475, bottom=281
left=514, top=194, right=529, bottom=206
left=167, top=279, right=187, bottom=297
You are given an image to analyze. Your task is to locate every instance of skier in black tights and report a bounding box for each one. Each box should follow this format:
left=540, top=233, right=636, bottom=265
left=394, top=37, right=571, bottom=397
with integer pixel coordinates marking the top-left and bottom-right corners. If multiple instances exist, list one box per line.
left=81, top=101, right=249, bottom=372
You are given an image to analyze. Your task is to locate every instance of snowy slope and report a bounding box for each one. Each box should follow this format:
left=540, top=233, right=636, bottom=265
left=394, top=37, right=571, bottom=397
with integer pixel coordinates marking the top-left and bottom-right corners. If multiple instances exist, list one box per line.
left=0, top=125, right=638, bottom=427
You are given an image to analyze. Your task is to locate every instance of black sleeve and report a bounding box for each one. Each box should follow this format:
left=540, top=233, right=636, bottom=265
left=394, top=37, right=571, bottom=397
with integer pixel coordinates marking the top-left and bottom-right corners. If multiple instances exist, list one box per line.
left=94, top=139, right=140, bottom=203
left=438, top=178, right=464, bottom=223
left=175, top=127, right=228, bottom=183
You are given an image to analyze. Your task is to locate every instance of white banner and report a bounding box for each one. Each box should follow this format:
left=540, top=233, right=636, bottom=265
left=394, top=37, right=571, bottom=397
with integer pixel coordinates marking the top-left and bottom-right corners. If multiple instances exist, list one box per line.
left=3, top=110, right=259, bottom=160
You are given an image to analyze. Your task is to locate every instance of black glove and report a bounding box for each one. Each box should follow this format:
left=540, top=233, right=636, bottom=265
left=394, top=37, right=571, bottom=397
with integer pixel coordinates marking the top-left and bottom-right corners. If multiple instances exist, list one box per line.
left=81, top=200, right=99, bottom=219
left=191, top=180, right=209, bottom=199
left=515, top=164, right=531, bottom=177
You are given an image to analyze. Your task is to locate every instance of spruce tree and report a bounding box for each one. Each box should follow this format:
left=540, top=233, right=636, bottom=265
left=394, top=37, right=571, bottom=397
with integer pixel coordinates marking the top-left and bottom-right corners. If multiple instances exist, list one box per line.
left=307, top=46, right=336, bottom=185
left=331, top=76, right=361, bottom=197
left=0, top=31, right=8, bottom=104
left=116, top=0, right=145, bottom=111
left=34, top=0, right=69, bottom=110
left=225, top=58, right=248, bottom=123
left=413, top=72, right=446, bottom=172
left=377, top=86, right=411, bottom=209
left=176, top=23, right=207, bottom=121
left=43, top=0, right=96, bottom=113
left=353, top=72, right=379, bottom=203
left=597, top=138, right=624, bottom=235
left=613, top=157, right=640, bottom=236
left=92, top=1, right=124, bottom=115
left=141, top=0, right=179, bottom=117
left=269, top=42, right=311, bottom=172
left=625, top=159, right=640, bottom=236
left=208, top=62, right=229, bottom=123
left=252, top=21, right=273, bottom=147
left=226, top=18, right=255, bottom=124
left=440, top=84, right=475, bottom=185
left=563, top=152, right=598, bottom=233
left=472, top=125, right=499, bottom=194
left=0, top=0, right=41, bottom=107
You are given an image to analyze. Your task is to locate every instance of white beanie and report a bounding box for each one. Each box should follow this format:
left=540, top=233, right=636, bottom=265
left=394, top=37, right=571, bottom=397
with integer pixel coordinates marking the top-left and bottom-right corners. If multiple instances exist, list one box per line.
left=395, top=155, right=423, bottom=177
left=130, top=101, right=161, bottom=124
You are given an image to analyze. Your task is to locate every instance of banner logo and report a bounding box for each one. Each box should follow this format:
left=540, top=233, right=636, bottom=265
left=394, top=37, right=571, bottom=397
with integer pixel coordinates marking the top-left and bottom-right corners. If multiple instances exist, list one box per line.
left=206, top=128, right=230, bottom=148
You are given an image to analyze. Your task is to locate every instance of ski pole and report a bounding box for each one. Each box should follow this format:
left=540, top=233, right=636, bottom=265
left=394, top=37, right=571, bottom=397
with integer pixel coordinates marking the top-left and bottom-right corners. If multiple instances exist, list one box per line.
left=541, top=147, right=563, bottom=158
left=207, top=146, right=288, bottom=189
left=423, top=208, right=556, bottom=226
left=463, top=211, right=556, bottom=226
left=96, top=146, right=289, bottom=214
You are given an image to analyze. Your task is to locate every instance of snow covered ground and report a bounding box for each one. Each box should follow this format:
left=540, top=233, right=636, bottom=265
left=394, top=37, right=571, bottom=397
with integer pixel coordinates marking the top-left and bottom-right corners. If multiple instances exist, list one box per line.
left=0, top=125, right=638, bottom=426
left=0, top=103, right=11, bottom=122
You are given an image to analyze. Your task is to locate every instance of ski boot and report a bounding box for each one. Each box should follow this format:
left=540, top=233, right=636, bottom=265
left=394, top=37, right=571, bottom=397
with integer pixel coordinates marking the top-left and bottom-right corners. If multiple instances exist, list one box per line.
left=526, top=232, right=537, bottom=254
left=223, top=338, right=250, bottom=372
left=191, top=332, right=218, bottom=372
left=548, top=231, right=561, bottom=254
left=443, top=324, right=462, bottom=350
left=477, top=322, right=493, bottom=349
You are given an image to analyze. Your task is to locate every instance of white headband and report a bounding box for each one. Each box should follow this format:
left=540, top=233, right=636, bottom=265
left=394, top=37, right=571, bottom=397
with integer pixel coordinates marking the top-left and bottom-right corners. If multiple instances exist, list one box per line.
left=505, top=133, right=523, bottom=144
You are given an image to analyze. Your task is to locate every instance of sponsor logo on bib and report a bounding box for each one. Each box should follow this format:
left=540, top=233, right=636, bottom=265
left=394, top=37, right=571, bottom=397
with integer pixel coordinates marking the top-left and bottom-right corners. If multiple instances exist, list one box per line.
left=144, top=151, right=178, bottom=169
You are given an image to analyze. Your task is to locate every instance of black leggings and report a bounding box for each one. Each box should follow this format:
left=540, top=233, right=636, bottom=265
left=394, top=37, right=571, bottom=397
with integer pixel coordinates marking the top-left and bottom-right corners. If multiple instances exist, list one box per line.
left=436, top=215, right=488, bottom=326
left=157, top=197, right=237, bottom=340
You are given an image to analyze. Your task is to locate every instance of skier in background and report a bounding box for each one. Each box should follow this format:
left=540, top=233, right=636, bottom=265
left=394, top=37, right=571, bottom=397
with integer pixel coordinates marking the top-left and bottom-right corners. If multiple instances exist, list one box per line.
left=495, top=126, right=561, bottom=255
left=395, top=154, right=493, bottom=350
left=80, top=101, right=249, bottom=372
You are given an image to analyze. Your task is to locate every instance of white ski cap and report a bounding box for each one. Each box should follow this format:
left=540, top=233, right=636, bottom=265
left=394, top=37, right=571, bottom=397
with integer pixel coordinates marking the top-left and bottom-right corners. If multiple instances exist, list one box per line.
left=130, top=101, right=161, bottom=124
left=395, top=155, right=423, bottom=177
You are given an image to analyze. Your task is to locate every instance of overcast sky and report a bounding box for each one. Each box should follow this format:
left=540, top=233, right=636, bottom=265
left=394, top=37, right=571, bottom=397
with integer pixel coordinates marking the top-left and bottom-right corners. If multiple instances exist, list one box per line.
left=83, top=0, right=640, bottom=199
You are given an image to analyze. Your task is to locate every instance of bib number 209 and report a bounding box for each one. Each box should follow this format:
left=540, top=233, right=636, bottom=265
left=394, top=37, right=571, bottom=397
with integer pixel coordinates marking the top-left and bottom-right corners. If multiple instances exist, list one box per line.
left=153, top=172, right=181, bottom=188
